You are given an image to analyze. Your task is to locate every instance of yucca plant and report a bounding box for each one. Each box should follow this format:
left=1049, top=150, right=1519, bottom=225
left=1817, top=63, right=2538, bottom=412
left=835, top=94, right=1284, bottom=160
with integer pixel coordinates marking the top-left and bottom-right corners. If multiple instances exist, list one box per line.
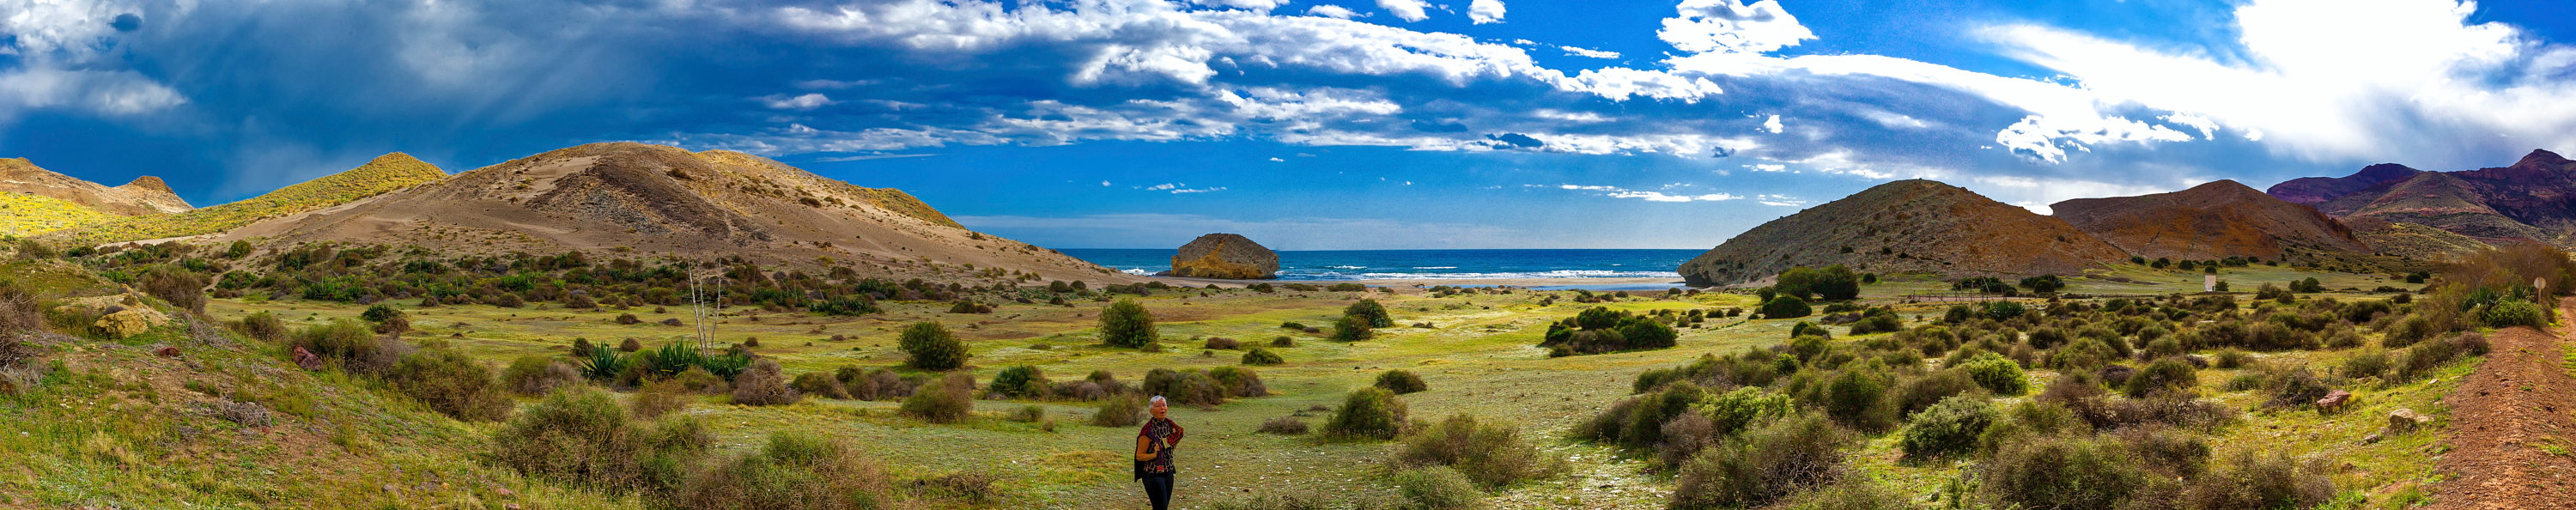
left=579, top=344, right=629, bottom=380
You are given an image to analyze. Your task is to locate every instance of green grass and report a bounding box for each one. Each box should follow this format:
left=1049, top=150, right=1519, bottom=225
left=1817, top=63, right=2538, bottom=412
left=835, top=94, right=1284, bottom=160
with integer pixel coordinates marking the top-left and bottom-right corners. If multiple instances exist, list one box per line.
left=181, top=267, right=2458, bottom=508
left=44, top=153, right=447, bottom=245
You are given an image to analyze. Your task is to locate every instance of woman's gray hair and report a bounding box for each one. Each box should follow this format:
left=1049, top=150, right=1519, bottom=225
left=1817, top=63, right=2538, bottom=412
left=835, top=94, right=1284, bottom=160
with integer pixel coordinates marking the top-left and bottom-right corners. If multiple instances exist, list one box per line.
left=1150, top=395, right=1167, bottom=405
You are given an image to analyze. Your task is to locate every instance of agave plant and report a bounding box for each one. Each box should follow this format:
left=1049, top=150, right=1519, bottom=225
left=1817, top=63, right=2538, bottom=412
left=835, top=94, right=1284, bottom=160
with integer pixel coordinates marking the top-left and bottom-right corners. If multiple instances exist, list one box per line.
left=642, top=342, right=704, bottom=378
left=578, top=344, right=629, bottom=380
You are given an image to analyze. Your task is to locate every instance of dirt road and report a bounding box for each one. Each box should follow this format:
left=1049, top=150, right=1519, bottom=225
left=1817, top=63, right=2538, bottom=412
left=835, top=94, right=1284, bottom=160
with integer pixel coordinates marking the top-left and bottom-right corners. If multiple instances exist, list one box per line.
left=2431, top=306, right=2576, bottom=509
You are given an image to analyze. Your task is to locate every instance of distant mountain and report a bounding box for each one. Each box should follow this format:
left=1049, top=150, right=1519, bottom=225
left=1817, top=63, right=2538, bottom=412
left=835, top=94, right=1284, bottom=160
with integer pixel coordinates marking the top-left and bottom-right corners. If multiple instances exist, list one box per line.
left=218, top=143, right=1130, bottom=282
left=2303, top=149, right=2576, bottom=246
left=2050, top=180, right=2368, bottom=261
left=46, top=153, right=451, bottom=245
left=0, top=157, right=193, bottom=216
left=2265, top=163, right=2422, bottom=205
left=1680, top=179, right=2129, bottom=287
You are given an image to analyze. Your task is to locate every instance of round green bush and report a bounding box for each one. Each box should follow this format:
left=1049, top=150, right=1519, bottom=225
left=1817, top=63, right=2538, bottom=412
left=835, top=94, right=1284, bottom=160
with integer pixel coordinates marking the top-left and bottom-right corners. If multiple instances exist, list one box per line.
left=1331, top=315, right=1376, bottom=342
left=1376, top=369, right=1428, bottom=394
left=2124, top=357, right=2198, bottom=398
left=1899, top=396, right=1996, bottom=459
left=1762, top=296, right=1812, bottom=319
left=897, top=322, right=969, bottom=371
left=2482, top=300, right=2549, bottom=330
left=1099, top=300, right=1158, bottom=349
left=1346, top=299, right=1395, bottom=328
left=987, top=365, right=1050, bottom=398
left=898, top=373, right=975, bottom=423
left=1323, top=387, right=1408, bottom=440
left=1389, top=466, right=1485, bottom=510
left=1979, top=435, right=2148, bottom=510
left=1958, top=352, right=2028, bottom=397
left=390, top=347, right=514, bottom=422
left=1241, top=347, right=1284, bottom=366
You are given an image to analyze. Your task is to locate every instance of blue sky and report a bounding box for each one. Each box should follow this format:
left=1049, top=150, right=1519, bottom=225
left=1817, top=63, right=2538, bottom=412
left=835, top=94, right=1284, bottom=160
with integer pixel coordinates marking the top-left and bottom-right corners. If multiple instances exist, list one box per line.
left=5, top=0, right=2575, bottom=250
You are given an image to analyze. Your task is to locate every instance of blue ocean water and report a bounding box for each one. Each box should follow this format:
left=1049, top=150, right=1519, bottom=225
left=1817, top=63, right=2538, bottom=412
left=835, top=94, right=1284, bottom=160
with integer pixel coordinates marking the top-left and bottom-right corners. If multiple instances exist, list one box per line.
left=1057, top=249, right=1699, bottom=285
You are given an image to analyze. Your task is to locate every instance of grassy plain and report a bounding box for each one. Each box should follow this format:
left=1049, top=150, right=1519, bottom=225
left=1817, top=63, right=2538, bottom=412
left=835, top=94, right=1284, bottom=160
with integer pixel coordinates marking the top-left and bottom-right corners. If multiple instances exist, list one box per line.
left=179, top=261, right=2464, bottom=509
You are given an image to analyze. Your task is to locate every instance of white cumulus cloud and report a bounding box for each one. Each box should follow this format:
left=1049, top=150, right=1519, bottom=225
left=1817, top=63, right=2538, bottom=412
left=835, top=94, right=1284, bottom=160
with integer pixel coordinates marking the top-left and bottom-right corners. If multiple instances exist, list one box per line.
left=1376, top=0, right=1431, bottom=22
left=1469, top=0, right=1506, bottom=24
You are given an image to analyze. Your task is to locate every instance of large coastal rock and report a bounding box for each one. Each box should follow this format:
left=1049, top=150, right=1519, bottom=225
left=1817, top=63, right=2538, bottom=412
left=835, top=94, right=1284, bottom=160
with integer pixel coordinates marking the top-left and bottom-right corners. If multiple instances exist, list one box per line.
left=1161, top=234, right=1279, bottom=279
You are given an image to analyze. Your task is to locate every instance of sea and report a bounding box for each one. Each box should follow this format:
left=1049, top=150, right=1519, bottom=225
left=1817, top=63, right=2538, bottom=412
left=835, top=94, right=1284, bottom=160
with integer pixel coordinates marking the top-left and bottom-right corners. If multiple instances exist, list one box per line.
left=1056, top=249, right=1702, bottom=291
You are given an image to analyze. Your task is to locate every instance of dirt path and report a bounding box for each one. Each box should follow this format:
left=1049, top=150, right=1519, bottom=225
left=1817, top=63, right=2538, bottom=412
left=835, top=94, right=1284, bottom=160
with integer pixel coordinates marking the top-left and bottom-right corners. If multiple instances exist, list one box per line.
left=2430, top=305, right=2576, bottom=509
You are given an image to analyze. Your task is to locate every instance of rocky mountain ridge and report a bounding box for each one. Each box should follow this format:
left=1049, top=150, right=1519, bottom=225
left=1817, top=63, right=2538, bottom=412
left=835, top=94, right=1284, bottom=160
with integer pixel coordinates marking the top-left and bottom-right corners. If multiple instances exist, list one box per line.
left=0, top=157, right=194, bottom=216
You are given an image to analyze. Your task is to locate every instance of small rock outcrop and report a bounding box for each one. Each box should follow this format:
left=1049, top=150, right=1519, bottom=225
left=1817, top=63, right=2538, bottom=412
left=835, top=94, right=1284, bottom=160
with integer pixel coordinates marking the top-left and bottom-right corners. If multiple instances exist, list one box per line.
left=1159, top=234, right=1279, bottom=279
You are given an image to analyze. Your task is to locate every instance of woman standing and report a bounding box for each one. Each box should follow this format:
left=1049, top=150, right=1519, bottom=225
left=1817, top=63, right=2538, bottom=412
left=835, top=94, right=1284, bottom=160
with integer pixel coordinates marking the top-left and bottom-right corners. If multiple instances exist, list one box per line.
left=1133, top=396, right=1185, bottom=510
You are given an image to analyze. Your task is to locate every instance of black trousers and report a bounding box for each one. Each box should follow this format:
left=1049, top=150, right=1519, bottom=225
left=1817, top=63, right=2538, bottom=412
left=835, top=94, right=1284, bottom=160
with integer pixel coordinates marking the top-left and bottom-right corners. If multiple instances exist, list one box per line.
left=1140, top=472, right=1175, bottom=510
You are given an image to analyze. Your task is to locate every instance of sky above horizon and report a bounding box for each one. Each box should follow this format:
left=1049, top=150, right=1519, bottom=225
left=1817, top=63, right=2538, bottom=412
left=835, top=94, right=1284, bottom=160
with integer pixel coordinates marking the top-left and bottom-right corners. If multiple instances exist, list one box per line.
left=6, top=0, right=2576, bottom=250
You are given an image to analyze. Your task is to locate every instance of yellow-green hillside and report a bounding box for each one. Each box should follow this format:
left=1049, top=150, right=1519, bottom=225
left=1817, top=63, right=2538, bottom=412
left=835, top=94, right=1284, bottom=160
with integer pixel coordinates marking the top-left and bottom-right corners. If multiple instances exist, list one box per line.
left=46, top=153, right=447, bottom=245
left=0, top=192, right=116, bottom=236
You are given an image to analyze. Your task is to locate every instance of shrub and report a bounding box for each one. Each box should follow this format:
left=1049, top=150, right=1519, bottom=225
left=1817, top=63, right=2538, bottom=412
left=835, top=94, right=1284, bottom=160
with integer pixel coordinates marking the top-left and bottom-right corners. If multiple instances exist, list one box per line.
left=1324, top=387, right=1408, bottom=440
left=1899, top=396, right=1996, bottom=459
left=1694, top=386, right=1796, bottom=437
left=1376, top=369, right=1429, bottom=394
left=2483, top=300, right=2549, bottom=329
left=898, top=322, right=970, bottom=371
left=1669, top=412, right=1856, bottom=510
left=1979, top=435, right=2148, bottom=510
left=1776, top=265, right=1862, bottom=301
left=793, top=372, right=850, bottom=399
left=620, top=337, right=643, bottom=352
left=900, top=373, right=976, bottom=423
left=674, top=432, right=895, bottom=510
left=1270, top=336, right=1295, bottom=347
left=1958, top=351, right=2028, bottom=396
left=234, top=311, right=289, bottom=342
left=987, top=365, right=1050, bottom=398
left=1099, top=300, right=1158, bottom=349
left=1346, top=299, right=1395, bottom=328
left=631, top=379, right=690, bottom=419
left=2124, top=357, right=2198, bottom=398
left=1388, top=466, right=1485, bottom=510
left=2213, top=349, right=2253, bottom=369
left=292, top=319, right=406, bottom=374
left=1093, top=395, right=1145, bottom=427
left=1258, top=416, right=1309, bottom=434
left=1822, top=365, right=1896, bottom=431
left=389, top=347, right=513, bottom=422
left=1762, top=296, right=1812, bottom=319
left=1204, top=337, right=1242, bottom=349
left=1394, top=414, right=1564, bottom=489
left=1331, top=315, right=1376, bottom=342
left=729, top=359, right=801, bottom=406
left=501, top=355, right=581, bottom=397
left=1208, top=366, right=1268, bottom=398
left=491, top=387, right=711, bottom=495
left=1769, top=478, right=1912, bottom=510
left=1890, top=369, right=1980, bottom=419
left=140, top=269, right=208, bottom=316
left=2179, top=450, right=2335, bottom=510
left=1241, top=347, right=1284, bottom=366
left=1847, top=313, right=1903, bottom=336
left=1142, top=367, right=1226, bottom=404
left=617, top=313, right=641, bottom=325
left=2385, top=315, right=2434, bottom=348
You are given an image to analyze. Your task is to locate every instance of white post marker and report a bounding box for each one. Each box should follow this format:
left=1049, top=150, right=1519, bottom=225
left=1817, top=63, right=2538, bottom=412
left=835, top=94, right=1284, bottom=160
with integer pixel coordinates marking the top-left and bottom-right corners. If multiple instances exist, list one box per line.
left=2205, top=275, right=2216, bottom=293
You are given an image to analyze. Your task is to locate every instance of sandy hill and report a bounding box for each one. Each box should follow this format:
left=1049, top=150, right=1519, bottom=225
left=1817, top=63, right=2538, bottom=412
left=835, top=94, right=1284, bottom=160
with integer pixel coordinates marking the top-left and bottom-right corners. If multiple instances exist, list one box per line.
left=1679, top=179, right=2129, bottom=287
left=45, top=153, right=450, bottom=246
left=2266, top=163, right=2423, bottom=205
left=217, top=143, right=1133, bottom=283
left=2050, top=179, right=2368, bottom=261
left=0, top=157, right=192, bottom=216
